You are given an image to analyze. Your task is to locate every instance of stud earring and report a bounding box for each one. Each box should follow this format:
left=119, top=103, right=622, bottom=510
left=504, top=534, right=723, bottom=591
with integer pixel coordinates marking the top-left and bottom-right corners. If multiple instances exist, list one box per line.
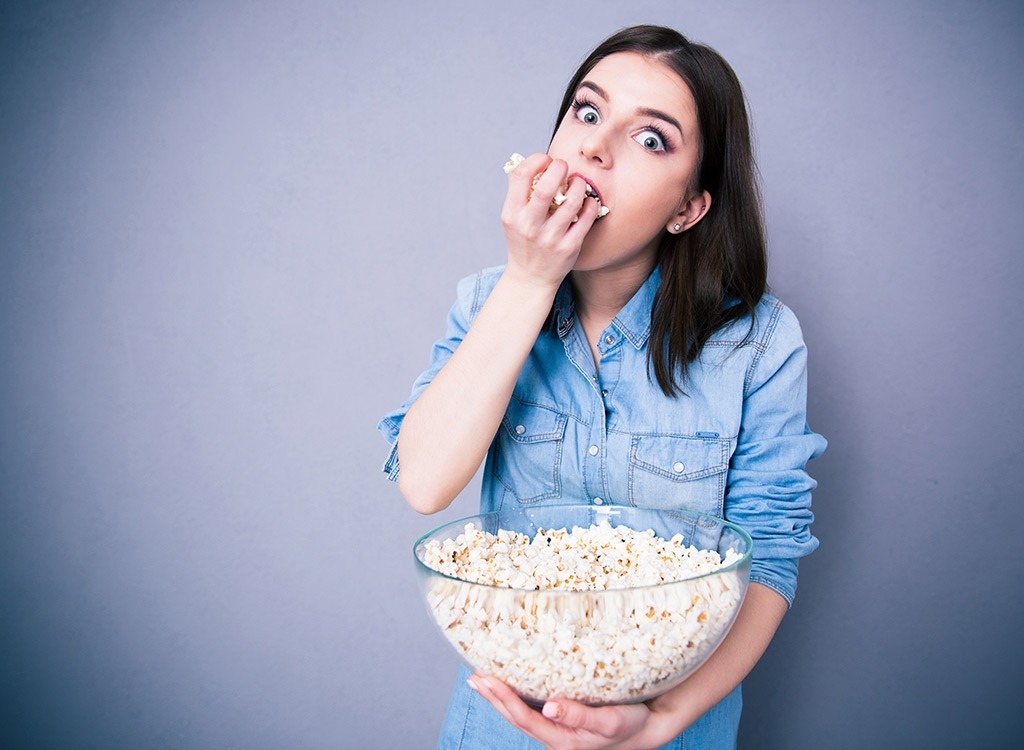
left=673, top=223, right=682, bottom=232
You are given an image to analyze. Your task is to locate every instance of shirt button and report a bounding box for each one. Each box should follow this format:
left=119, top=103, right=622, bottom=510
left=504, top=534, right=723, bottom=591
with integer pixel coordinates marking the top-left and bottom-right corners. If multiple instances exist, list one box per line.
left=604, top=335, right=614, bottom=344
left=593, top=497, right=603, bottom=505
left=601, top=389, right=608, bottom=398
left=588, top=445, right=599, bottom=456
left=515, top=424, right=525, bottom=435
left=673, top=461, right=685, bottom=473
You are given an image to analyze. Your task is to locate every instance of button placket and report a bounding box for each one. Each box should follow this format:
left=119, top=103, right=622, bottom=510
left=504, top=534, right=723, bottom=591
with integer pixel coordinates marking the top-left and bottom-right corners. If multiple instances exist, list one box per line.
left=583, top=384, right=608, bottom=505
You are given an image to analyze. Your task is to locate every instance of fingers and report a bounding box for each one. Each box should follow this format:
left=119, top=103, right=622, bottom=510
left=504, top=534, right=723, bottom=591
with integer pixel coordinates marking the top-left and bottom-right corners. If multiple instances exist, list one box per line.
left=559, top=184, right=600, bottom=237
left=469, top=674, right=652, bottom=747
left=505, top=155, right=583, bottom=220
left=541, top=699, right=631, bottom=736
left=518, top=159, right=572, bottom=229
left=468, top=675, right=548, bottom=741
left=500, top=156, right=600, bottom=287
left=506, top=152, right=554, bottom=206
left=530, top=172, right=600, bottom=236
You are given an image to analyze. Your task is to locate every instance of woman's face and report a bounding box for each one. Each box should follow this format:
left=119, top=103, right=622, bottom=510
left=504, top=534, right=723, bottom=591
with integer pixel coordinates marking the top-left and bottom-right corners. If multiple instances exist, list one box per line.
left=548, top=52, right=705, bottom=274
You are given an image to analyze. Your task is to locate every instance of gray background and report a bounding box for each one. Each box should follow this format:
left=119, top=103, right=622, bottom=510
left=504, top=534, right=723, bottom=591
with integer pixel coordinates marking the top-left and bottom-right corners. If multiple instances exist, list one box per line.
left=2, top=0, right=1022, bottom=747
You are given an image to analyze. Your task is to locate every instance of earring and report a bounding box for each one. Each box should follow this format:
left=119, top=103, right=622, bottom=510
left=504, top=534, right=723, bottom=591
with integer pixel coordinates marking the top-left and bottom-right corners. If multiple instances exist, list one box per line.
left=673, top=223, right=682, bottom=232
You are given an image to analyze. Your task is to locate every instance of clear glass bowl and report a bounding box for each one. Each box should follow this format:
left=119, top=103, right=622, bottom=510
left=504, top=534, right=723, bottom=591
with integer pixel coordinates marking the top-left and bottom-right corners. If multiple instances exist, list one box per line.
left=413, top=504, right=752, bottom=706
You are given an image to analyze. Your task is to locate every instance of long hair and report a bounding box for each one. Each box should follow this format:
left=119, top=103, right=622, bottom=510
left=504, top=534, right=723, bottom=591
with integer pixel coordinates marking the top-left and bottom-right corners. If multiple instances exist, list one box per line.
left=551, top=25, right=767, bottom=396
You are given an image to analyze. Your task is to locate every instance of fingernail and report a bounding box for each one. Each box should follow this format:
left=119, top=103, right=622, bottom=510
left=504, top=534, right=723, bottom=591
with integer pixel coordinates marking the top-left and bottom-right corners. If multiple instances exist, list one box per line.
left=542, top=702, right=563, bottom=719
left=467, top=678, right=479, bottom=693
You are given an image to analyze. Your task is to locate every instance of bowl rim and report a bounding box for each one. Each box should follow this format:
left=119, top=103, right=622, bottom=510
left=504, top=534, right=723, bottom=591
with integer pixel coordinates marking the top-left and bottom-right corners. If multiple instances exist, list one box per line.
left=413, top=504, right=753, bottom=593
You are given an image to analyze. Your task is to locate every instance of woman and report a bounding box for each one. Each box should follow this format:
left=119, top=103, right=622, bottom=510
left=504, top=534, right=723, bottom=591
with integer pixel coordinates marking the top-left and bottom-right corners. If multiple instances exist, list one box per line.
left=378, top=25, right=825, bottom=749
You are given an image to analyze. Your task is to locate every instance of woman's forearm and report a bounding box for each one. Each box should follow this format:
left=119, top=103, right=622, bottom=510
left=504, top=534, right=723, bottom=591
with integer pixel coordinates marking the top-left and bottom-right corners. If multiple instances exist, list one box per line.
left=647, top=583, right=789, bottom=740
left=397, top=272, right=558, bottom=514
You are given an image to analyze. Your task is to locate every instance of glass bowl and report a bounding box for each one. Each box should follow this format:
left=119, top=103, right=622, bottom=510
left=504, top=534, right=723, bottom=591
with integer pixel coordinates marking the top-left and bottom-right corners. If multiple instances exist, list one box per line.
left=413, top=504, right=751, bottom=706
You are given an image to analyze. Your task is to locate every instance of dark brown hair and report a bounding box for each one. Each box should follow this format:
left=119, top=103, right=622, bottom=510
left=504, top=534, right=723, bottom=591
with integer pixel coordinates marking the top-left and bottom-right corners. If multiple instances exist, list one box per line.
left=552, top=25, right=767, bottom=396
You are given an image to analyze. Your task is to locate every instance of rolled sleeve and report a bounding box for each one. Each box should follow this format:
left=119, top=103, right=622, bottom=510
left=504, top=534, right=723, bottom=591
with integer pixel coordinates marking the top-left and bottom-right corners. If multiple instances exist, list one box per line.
left=725, top=302, right=827, bottom=606
left=376, top=267, right=502, bottom=481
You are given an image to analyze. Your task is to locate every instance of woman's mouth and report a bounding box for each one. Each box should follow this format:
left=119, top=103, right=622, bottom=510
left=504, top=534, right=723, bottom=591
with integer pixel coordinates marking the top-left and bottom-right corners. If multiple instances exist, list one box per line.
left=568, top=172, right=603, bottom=204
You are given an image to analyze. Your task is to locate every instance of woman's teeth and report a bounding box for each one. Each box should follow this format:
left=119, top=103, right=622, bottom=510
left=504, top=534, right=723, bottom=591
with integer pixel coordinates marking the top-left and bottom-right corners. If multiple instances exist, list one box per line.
left=503, top=153, right=610, bottom=218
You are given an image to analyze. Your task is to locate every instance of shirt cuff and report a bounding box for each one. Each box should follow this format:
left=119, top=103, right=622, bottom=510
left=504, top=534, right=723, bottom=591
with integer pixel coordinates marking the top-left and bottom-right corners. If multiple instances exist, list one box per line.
left=382, top=440, right=400, bottom=482
left=749, top=557, right=799, bottom=608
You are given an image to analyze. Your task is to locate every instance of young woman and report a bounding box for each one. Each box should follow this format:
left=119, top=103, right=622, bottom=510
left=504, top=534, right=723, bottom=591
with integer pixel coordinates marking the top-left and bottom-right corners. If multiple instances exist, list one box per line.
left=378, top=25, right=826, bottom=750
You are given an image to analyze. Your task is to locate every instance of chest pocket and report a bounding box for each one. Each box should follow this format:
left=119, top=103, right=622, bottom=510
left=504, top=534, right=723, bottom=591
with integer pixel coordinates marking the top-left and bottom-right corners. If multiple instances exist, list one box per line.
left=627, top=435, right=731, bottom=515
left=494, top=400, right=568, bottom=504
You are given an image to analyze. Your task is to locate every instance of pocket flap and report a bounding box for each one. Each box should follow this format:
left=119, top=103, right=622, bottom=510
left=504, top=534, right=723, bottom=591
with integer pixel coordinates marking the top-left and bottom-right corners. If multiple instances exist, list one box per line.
left=501, top=400, right=567, bottom=443
left=630, top=435, right=729, bottom=482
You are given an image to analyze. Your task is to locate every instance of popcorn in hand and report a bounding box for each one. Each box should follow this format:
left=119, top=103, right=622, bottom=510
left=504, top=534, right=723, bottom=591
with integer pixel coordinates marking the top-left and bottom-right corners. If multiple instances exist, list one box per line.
left=503, top=152, right=610, bottom=219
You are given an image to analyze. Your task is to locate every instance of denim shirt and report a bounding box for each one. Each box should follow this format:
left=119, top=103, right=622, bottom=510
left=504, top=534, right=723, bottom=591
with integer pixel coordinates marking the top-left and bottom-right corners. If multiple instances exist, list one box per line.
left=379, top=265, right=826, bottom=606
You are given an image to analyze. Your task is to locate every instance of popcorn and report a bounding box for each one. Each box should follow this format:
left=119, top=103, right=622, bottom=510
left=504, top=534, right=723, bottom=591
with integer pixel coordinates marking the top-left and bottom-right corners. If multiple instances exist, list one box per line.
left=418, top=521, right=745, bottom=705
left=502, top=152, right=610, bottom=219
left=503, top=153, right=526, bottom=174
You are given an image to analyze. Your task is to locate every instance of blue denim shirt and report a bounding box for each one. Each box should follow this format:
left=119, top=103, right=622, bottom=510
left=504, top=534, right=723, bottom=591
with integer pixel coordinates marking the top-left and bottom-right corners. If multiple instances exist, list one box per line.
left=380, top=265, right=825, bottom=605
left=380, top=265, right=825, bottom=747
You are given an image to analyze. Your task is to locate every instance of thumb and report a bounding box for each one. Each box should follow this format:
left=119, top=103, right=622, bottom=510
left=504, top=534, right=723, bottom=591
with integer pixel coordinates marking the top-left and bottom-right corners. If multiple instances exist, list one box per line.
left=541, top=700, right=567, bottom=722
left=541, top=700, right=623, bottom=736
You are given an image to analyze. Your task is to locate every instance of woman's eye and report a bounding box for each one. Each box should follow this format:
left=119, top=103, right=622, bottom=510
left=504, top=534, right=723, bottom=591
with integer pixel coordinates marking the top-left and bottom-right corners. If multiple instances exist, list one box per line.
left=635, top=130, right=665, bottom=152
left=576, top=105, right=600, bottom=125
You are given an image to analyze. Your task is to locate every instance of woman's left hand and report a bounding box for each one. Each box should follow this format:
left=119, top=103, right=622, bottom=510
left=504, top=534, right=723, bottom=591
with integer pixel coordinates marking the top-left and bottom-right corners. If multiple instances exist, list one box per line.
left=468, top=674, right=670, bottom=750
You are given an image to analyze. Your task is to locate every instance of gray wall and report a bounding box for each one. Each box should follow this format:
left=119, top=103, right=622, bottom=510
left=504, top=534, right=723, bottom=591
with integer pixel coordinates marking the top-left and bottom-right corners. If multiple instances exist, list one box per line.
left=2, top=1, right=1021, bottom=747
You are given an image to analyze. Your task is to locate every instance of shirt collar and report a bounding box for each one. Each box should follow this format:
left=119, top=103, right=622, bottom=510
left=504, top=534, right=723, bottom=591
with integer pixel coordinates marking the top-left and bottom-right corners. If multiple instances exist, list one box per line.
left=550, top=266, right=660, bottom=349
left=612, top=266, right=659, bottom=349
left=551, top=279, right=576, bottom=339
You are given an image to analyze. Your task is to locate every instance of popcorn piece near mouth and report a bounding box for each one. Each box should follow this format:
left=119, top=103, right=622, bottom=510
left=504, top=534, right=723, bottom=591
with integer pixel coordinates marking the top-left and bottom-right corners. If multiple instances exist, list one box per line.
left=503, top=153, right=526, bottom=174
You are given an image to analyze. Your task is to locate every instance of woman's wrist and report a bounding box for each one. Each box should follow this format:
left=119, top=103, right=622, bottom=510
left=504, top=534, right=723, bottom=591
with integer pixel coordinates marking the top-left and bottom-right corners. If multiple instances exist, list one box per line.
left=628, top=681, right=699, bottom=746
left=643, top=681, right=707, bottom=741
left=496, top=265, right=564, bottom=309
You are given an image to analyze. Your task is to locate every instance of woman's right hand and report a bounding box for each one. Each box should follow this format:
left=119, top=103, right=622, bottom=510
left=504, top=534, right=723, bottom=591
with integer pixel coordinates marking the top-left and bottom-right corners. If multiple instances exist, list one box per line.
left=500, top=153, right=600, bottom=290
left=397, top=154, right=600, bottom=514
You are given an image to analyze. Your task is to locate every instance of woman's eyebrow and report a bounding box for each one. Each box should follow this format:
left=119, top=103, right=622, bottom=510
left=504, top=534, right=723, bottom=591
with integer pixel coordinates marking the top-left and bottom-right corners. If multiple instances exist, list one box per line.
left=579, top=80, right=609, bottom=99
left=578, top=80, right=684, bottom=136
left=637, top=107, right=682, bottom=136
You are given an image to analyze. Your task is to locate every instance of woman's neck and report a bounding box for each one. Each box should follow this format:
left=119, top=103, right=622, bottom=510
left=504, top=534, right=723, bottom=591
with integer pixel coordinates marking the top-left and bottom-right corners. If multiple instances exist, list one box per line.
left=570, top=257, right=656, bottom=330
left=569, top=257, right=657, bottom=371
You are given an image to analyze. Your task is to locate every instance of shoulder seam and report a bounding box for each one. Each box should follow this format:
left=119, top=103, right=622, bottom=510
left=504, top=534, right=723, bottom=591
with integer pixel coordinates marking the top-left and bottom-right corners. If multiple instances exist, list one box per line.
left=743, top=298, right=785, bottom=395
left=466, top=265, right=504, bottom=318
left=470, top=269, right=485, bottom=316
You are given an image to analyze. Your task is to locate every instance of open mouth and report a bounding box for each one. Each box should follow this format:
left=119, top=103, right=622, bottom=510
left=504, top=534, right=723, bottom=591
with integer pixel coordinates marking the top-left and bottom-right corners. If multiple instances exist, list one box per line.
left=503, top=153, right=610, bottom=219
left=569, top=172, right=604, bottom=206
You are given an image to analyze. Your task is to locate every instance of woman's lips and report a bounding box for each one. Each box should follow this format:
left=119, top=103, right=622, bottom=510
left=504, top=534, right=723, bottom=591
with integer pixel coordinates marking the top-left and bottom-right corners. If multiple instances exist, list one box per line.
left=568, top=172, right=604, bottom=206
left=568, top=172, right=610, bottom=219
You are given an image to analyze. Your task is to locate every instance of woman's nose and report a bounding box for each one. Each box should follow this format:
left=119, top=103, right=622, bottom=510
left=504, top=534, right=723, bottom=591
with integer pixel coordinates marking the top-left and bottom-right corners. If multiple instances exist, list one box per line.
left=580, top=126, right=611, bottom=165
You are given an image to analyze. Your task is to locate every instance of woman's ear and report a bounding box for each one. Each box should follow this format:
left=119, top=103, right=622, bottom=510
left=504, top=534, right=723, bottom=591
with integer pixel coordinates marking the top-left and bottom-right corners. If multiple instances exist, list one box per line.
left=666, top=190, right=712, bottom=234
